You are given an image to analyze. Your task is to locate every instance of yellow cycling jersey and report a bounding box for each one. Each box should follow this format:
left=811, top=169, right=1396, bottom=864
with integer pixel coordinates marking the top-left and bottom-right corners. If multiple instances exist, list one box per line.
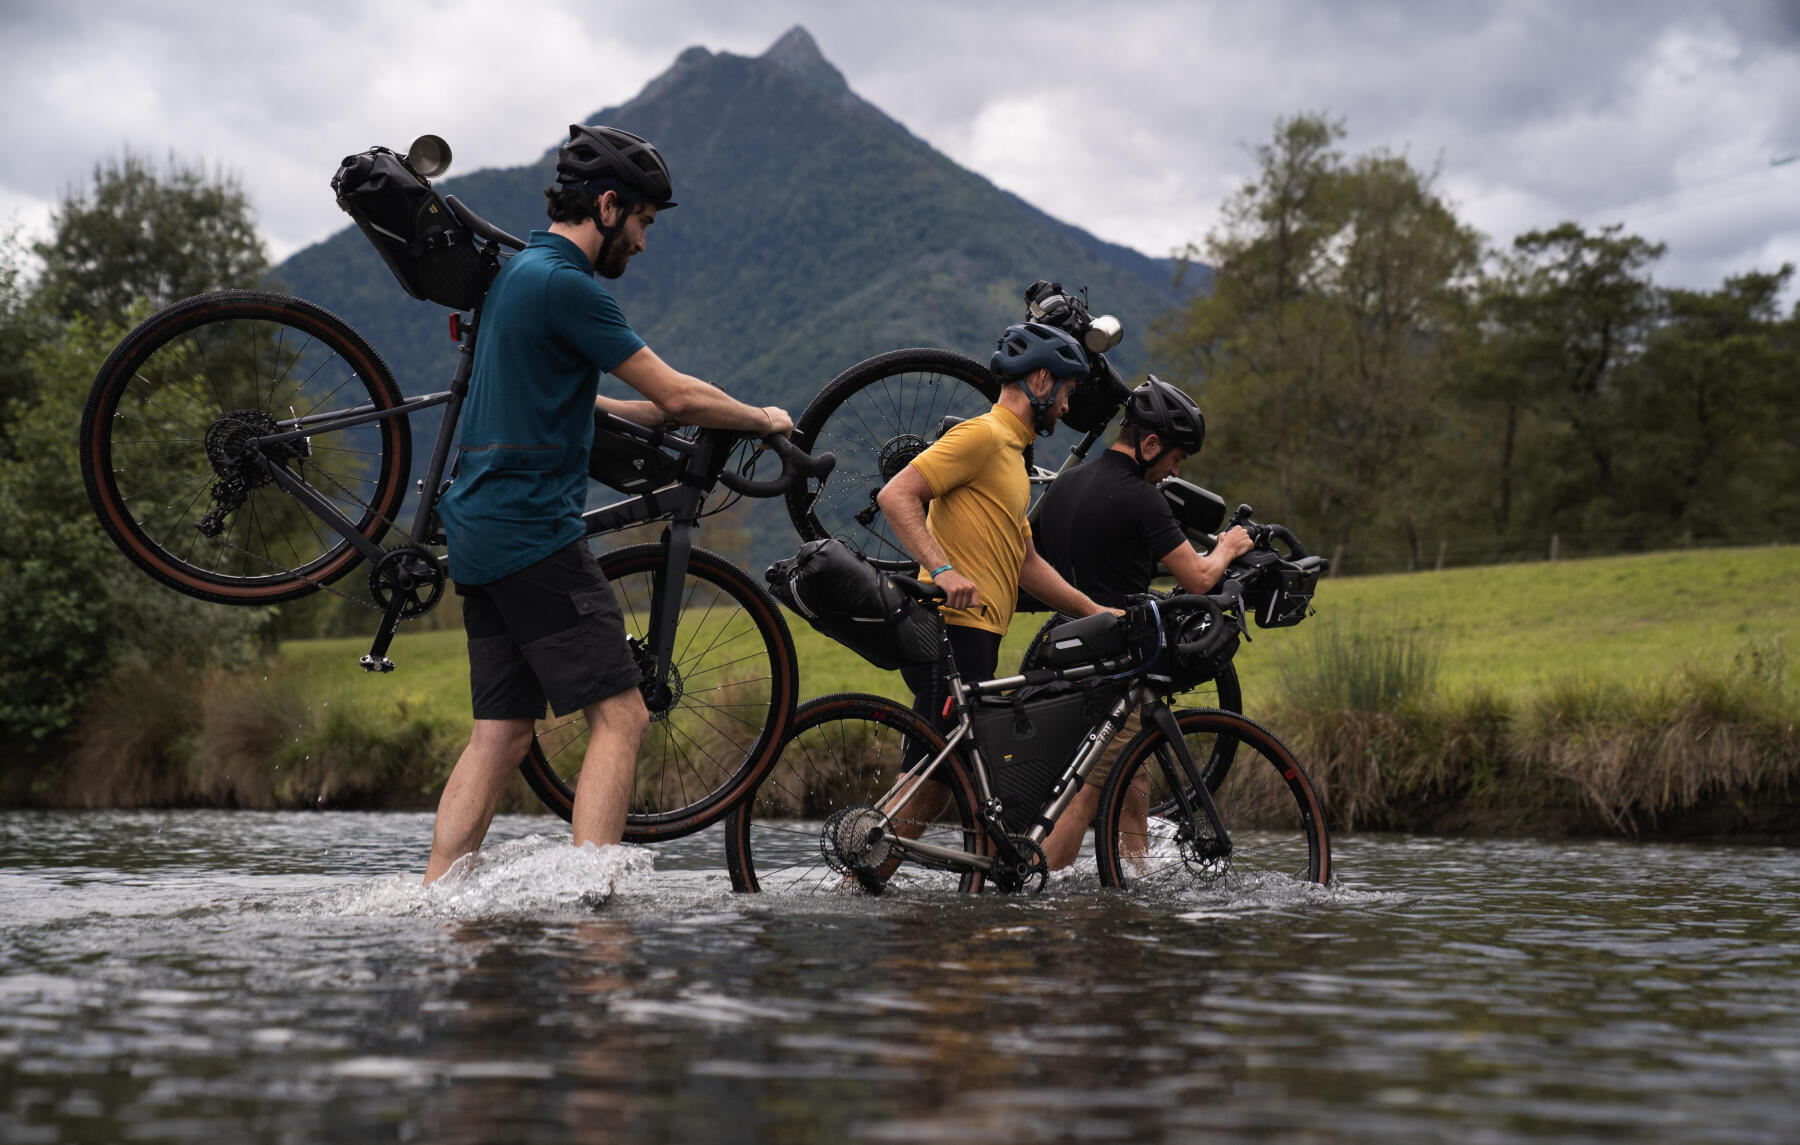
left=907, top=404, right=1035, bottom=635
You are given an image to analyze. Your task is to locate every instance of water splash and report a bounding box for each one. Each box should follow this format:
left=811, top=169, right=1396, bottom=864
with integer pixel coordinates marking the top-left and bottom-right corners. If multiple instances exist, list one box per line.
left=316, top=834, right=655, bottom=919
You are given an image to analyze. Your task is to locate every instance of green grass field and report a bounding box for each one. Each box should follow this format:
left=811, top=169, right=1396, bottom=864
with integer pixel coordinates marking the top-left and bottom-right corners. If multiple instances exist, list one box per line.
left=278, top=544, right=1799, bottom=734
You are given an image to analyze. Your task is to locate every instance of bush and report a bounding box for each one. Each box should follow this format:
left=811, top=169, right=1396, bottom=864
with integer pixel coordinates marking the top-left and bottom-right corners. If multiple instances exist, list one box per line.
left=1273, top=613, right=1444, bottom=714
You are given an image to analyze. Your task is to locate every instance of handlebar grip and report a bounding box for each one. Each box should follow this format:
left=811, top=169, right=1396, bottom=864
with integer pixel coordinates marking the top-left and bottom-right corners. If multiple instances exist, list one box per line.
left=1266, top=524, right=1310, bottom=559
left=716, top=434, right=837, bottom=498
left=443, top=194, right=526, bottom=252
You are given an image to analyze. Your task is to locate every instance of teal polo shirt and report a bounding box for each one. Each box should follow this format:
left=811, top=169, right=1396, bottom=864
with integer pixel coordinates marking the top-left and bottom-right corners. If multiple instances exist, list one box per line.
left=438, top=231, right=646, bottom=585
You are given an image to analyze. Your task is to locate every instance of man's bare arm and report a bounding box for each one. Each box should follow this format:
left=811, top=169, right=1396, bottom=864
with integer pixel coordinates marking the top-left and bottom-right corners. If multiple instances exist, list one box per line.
left=594, top=394, right=669, bottom=429
left=875, top=468, right=979, bottom=610
left=1160, top=525, right=1253, bottom=595
left=611, top=346, right=792, bottom=435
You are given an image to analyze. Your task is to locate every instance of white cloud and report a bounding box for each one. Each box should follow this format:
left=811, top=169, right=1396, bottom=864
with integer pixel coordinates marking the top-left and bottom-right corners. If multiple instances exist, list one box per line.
left=3, top=0, right=1796, bottom=297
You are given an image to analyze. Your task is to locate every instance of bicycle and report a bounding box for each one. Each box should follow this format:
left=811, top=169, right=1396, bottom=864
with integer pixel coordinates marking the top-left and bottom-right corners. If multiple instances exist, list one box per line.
left=783, top=280, right=1132, bottom=574
left=78, top=182, right=834, bottom=841
left=721, top=571, right=1331, bottom=896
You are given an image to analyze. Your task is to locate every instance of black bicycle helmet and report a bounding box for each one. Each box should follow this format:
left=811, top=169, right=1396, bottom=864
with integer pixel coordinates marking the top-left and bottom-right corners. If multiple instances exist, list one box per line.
left=1122, top=376, right=1205, bottom=455
left=556, top=124, right=677, bottom=210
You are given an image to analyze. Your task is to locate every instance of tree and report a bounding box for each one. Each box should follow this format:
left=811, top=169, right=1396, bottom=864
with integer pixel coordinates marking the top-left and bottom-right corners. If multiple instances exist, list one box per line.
left=33, top=151, right=270, bottom=328
left=1153, top=115, right=1480, bottom=571
left=0, top=157, right=269, bottom=759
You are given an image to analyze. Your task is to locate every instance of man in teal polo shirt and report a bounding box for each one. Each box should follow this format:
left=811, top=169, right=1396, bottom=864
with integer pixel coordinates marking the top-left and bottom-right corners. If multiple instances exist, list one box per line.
left=422, top=125, right=792, bottom=884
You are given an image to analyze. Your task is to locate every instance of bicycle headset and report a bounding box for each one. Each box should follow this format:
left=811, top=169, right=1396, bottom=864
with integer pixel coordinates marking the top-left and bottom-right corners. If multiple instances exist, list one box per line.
left=989, top=322, right=1090, bottom=437
left=1121, top=376, right=1205, bottom=474
left=554, top=124, right=678, bottom=271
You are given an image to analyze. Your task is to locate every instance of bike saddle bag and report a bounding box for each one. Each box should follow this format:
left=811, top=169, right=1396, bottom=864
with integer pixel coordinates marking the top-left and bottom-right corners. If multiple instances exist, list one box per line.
left=332, top=146, right=498, bottom=311
left=975, top=679, right=1127, bottom=834
left=766, top=539, right=939, bottom=672
left=1159, top=478, right=1227, bottom=538
left=588, top=416, right=682, bottom=495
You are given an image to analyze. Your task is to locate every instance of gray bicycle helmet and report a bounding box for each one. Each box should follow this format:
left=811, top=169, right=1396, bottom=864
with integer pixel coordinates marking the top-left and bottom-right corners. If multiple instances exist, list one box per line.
left=989, top=323, right=1089, bottom=438
left=1122, top=376, right=1205, bottom=455
left=556, top=124, right=677, bottom=210
left=989, top=322, right=1089, bottom=381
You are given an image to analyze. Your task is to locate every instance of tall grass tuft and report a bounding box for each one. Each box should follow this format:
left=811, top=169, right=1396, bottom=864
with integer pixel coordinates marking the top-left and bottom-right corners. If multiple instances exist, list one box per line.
left=1274, top=615, right=1444, bottom=715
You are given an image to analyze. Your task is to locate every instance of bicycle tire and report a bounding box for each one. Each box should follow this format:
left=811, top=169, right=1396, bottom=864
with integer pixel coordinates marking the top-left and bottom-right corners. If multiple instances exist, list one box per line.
left=1019, top=614, right=1244, bottom=796
left=722, top=693, right=988, bottom=894
left=517, top=543, right=799, bottom=841
left=1094, top=708, right=1330, bottom=890
left=80, top=290, right=411, bottom=605
left=786, top=348, right=998, bottom=572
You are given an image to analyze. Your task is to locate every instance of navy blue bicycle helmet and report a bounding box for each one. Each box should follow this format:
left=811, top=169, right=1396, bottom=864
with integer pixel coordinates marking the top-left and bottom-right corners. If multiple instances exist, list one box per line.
left=990, top=323, right=1090, bottom=437
left=1122, top=376, right=1205, bottom=455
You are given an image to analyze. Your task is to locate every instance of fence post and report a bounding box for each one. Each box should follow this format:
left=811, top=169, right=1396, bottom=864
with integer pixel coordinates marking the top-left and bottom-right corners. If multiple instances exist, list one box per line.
left=1435, top=540, right=1447, bottom=571
left=1549, top=533, right=1560, bottom=562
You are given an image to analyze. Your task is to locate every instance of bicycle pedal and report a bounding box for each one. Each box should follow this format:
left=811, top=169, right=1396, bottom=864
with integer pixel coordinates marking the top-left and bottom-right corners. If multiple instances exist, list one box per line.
left=359, top=654, right=396, bottom=673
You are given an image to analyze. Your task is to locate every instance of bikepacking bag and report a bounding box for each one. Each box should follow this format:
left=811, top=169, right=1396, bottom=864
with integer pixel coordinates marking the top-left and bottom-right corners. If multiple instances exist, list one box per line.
left=765, top=539, right=939, bottom=672
left=975, top=679, right=1128, bottom=834
left=331, top=146, right=497, bottom=311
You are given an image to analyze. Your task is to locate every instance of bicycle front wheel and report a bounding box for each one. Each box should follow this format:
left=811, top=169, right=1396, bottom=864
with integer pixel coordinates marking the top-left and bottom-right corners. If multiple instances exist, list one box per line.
left=1095, top=708, right=1330, bottom=890
left=723, top=693, right=988, bottom=894
left=518, top=543, right=798, bottom=841
left=80, top=291, right=412, bottom=605
left=786, top=348, right=997, bottom=572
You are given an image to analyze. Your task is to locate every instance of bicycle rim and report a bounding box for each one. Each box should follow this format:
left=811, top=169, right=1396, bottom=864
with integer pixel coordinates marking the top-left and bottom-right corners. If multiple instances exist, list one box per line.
left=519, top=543, right=797, bottom=841
left=1096, top=708, right=1329, bottom=891
left=80, top=291, right=410, bottom=605
left=723, top=693, right=987, bottom=894
left=787, top=348, right=997, bottom=572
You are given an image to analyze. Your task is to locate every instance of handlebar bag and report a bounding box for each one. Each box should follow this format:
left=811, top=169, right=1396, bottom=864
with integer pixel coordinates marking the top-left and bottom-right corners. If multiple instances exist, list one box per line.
left=765, top=539, right=938, bottom=671
left=331, top=146, right=497, bottom=311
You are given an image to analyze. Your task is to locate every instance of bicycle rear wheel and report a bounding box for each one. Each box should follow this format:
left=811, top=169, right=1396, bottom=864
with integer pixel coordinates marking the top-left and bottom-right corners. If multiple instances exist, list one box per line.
left=723, top=693, right=988, bottom=894
left=517, top=543, right=798, bottom=841
left=786, top=348, right=997, bottom=572
left=80, top=291, right=412, bottom=605
left=1095, top=708, right=1330, bottom=890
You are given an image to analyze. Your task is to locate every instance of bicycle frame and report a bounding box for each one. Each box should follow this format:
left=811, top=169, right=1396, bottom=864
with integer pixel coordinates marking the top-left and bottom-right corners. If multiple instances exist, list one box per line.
left=237, top=301, right=768, bottom=680
left=868, top=627, right=1230, bottom=886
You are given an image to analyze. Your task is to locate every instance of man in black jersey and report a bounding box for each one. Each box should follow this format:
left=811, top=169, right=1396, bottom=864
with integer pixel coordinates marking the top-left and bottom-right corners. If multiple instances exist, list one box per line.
left=1031, top=377, right=1252, bottom=868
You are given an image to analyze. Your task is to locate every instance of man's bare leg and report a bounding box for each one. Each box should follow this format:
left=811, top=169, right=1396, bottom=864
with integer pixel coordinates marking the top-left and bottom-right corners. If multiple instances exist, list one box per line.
left=1043, top=784, right=1100, bottom=871
left=423, top=717, right=535, bottom=884
left=571, top=687, right=651, bottom=850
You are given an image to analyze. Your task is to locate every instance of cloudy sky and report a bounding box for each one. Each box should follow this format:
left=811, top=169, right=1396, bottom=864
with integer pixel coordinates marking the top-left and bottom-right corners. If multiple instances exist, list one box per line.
left=4, top=0, right=1798, bottom=300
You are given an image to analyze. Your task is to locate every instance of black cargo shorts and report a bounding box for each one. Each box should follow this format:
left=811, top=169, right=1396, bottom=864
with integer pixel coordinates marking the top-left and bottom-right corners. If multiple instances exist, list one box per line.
left=456, top=543, right=643, bottom=720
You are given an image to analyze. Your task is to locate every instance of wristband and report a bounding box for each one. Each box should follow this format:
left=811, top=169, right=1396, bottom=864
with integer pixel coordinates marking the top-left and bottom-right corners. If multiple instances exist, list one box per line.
left=930, top=564, right=954, bottom=577
left=761, top=408, right=774, bottom=434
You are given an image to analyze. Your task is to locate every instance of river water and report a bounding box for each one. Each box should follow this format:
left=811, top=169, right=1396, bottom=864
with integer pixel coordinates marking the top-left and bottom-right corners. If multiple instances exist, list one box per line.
left=2, top=810, right=1798, bottom=1143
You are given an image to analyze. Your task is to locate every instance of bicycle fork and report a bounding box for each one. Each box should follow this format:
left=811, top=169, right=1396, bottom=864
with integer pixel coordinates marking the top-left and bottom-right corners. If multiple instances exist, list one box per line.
left=1142, top=698, right=1232, bottom=862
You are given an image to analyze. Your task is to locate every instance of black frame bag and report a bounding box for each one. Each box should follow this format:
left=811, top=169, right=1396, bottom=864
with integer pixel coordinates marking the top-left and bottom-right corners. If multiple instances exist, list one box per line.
left=331, top=146, right=497, bottom=311
left=766, top=539, right=938, bottom=672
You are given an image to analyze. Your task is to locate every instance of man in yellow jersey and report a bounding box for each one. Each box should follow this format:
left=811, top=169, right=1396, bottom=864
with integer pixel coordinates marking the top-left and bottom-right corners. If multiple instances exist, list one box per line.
left=876, top=322, right=1117, bottom=795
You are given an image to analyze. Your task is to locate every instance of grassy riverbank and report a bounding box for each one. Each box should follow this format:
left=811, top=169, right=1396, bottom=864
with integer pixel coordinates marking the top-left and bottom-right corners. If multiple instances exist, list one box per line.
left=21, top=545, right=1800, bottom=840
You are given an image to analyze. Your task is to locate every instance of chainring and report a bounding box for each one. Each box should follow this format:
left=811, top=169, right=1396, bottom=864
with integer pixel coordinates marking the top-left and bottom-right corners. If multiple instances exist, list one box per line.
left=368, top=545, right=446, bottom=619
left=994, top=835, right=1050, bottom=895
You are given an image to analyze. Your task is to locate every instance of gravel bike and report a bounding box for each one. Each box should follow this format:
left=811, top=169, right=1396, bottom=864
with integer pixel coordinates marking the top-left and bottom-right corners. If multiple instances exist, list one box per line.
left=722, top=573, right=1331, bottom=896
left=78, top=167, right=832, bottom=840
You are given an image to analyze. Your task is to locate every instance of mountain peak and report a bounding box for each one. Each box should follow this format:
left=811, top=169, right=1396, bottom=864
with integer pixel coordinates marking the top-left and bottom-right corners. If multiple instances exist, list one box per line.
left=758, top=26, right=850, bottom=102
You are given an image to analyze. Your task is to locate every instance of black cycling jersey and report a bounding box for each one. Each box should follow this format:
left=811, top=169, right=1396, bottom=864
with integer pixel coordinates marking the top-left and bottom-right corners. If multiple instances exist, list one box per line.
left=1032, top=450, right=1189, bottom=609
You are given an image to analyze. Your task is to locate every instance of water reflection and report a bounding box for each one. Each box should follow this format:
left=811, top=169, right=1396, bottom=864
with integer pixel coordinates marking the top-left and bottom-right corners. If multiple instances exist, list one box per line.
left=2, top=814, right=1799, bottom=1142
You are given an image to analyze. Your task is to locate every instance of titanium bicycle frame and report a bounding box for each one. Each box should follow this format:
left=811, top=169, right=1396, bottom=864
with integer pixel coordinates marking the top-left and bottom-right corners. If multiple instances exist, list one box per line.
left=866, top=613, right=1232, bottom=887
